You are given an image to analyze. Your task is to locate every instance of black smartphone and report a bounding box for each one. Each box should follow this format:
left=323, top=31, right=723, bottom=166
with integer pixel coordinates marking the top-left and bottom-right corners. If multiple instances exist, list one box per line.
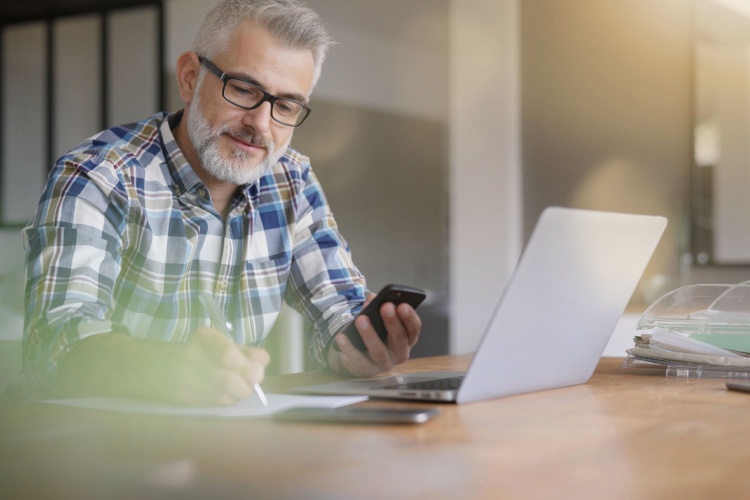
left=272, top=406, right=440, bottom=424
left=336, top=284, right=426, bottom=353
left=726, top=381, right=750, bottom=393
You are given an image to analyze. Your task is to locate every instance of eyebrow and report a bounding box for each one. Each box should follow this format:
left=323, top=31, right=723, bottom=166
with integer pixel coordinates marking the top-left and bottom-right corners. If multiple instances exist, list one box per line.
left=226, top=70, right=308, bottom=105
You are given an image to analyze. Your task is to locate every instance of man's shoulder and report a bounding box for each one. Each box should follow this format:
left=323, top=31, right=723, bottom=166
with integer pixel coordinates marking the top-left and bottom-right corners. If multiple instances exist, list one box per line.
left=63, top=112, right=169, bottom=173
left=274, top=147, right=313, bottom=183
left=279, top=147, right=311, bottom=171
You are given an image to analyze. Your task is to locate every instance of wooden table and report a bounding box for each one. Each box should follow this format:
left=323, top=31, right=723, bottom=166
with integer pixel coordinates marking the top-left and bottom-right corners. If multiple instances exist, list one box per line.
left=1, top=355, right=750, bottom=499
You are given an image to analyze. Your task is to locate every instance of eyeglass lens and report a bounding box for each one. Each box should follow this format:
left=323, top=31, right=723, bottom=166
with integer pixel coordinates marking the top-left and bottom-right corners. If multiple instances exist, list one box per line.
left=223, top=79, right=307, bottom=126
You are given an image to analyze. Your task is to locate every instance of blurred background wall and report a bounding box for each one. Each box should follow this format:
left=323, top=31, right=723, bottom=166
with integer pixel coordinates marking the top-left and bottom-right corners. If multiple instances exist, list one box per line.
left=522, top=0, right=693, bottom=306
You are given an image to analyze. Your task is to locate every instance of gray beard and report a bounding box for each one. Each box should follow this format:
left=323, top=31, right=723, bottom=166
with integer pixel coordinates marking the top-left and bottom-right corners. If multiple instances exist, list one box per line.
left=186, top=93, right=290, bottom=186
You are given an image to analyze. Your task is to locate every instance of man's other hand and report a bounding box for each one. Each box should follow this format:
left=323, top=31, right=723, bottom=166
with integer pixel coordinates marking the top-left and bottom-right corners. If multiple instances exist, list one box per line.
left=327, top=295, right=422, bottom=377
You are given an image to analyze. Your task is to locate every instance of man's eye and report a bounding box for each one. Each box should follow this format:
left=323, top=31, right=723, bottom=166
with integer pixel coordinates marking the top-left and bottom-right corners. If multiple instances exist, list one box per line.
left=228, top=82, right=258, bottom=98
left=276, top=103, right=295, bottom=114
left=275, top=101, right=302, bottom=116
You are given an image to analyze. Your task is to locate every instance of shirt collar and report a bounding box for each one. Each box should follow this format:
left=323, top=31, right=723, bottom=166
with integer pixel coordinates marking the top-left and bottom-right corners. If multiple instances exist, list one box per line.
left=160, top=110, right=205, bottom=197
left=159, top=110, right=279, bottom=212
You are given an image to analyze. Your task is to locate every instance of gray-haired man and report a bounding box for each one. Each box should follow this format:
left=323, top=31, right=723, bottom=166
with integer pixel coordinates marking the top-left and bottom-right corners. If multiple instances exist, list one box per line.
left=22, top=0, right=422, bottom=406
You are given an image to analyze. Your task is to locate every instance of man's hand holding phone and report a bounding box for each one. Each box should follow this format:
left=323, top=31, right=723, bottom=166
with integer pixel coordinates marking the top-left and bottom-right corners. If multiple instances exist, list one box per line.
left=327, top=284, right=425, bottom=377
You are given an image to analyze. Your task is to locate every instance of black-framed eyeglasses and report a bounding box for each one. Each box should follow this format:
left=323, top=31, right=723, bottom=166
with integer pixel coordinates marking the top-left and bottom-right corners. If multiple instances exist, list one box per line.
left=199, top=56, right=311, bottom=127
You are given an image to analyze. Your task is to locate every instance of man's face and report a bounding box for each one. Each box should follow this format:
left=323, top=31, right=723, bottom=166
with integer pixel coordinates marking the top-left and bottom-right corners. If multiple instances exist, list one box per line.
left=186, top=21, right=315, bottom=185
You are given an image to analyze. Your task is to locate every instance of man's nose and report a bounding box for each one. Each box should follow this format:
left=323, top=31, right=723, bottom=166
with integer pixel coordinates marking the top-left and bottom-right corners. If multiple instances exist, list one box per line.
left=241, top=101, right=274, bottom=134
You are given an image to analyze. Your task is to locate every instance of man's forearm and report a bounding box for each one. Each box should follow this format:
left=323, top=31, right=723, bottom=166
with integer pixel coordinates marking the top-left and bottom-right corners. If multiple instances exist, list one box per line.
left=53, top=329, right=270, bottom=406
left=56, top=333, right=180, bottom=400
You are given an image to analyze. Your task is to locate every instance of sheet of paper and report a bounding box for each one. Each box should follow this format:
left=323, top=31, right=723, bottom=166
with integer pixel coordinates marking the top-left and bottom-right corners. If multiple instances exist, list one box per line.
left=689, top=333, right=750, bottom=355
left=41, top=393, right=368, bottom=418
left=647, top=328, right=742, bottom=357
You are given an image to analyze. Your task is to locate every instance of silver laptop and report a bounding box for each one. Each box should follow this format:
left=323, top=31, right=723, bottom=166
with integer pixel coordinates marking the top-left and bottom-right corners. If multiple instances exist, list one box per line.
left=295, top=207, right=667, bottom=404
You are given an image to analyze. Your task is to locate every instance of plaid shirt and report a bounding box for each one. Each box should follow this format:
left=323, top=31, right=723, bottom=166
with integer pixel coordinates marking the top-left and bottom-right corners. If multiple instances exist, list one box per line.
left=23, top=111, right=366, bottom=392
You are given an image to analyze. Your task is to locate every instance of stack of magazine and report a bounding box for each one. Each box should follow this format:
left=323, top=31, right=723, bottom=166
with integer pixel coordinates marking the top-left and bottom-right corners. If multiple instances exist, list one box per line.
left=624, top=283, right=750, bottom=378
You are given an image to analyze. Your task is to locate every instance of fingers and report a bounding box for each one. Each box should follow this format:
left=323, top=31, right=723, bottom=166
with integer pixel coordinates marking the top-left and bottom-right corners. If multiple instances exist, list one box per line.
left=193, top=327, right=247, bottom=371
left=236, top=345, right=271, bottom=385
left=332, top=302, right=423, bottom=378
left=330, top=333, right=381, bottom=378
left=174, top=327, right=270, bottom=406
left=396, top=302, right=422, bottom=347
left=380, top=304, right=409, bottom=364
left=363, top=303, right=421, bottom=367
left=355, top=313, right=396, bottom=370
left=193, top=327, right=268, bottom=378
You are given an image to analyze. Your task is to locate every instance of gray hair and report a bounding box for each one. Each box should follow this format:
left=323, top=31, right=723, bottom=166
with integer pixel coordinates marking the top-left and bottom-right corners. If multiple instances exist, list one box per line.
left=193, top=0, right=335, bottom=89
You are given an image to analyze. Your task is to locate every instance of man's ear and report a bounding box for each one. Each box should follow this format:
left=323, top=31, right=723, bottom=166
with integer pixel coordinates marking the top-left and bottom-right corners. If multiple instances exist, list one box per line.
left=175, top=51, right=201, bottom=103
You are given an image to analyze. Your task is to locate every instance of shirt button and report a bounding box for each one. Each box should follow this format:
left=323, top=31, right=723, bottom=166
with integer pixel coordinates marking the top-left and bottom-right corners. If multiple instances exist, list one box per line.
left=198, top=189, right=206, bottom=198
left=220, top=279, right=229, bottom=290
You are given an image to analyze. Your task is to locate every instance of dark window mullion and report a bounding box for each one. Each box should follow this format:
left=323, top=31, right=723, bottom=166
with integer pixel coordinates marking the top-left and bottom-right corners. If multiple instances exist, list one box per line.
left=46, top=18, right=54, bottom=171
left=100, top=10, right=109, bottom=130
left=0, top=25, right=4, bottom=223
left=157, top=0, right=165, bottom=111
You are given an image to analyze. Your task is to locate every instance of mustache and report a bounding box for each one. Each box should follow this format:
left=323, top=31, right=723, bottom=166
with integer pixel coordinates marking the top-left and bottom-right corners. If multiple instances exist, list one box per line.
left=219, top=127, right=274, bottom=150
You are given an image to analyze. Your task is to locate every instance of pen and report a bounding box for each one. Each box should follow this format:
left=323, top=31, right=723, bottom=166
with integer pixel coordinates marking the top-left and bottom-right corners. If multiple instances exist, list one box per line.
left=198, top=293, right=269, bottom=407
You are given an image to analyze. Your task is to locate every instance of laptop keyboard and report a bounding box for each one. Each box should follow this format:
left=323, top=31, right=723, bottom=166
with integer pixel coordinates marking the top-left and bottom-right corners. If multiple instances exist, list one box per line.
left=384, top=376, right=464, bottom=391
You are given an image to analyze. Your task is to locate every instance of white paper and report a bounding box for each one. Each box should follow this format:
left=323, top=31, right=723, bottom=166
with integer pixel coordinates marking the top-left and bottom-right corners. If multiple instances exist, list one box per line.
left=41, top=393, right=368, bottom=418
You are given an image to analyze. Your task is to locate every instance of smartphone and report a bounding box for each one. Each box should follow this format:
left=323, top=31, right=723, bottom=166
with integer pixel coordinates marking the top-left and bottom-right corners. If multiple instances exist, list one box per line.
left=337, top=284, right=426, bottom=353
left=272, top=406, right=440, bottom=424
left=726, top=381, right=750, bottom=393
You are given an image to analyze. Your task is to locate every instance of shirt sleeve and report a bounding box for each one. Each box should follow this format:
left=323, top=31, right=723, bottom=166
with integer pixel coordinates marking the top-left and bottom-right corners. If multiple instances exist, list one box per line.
left=284, top=163, right=367, bottom=368
left=22, top=152, right=129, bottom=394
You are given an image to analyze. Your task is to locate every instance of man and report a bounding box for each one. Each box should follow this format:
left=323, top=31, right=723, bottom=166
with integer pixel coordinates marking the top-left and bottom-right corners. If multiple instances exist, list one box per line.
left=21, top=0, right=421, bottom=406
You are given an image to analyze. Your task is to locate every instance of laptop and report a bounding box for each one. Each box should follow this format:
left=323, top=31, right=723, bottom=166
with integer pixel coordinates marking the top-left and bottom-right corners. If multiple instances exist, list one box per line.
left=295, top=207, right=667, bottom=404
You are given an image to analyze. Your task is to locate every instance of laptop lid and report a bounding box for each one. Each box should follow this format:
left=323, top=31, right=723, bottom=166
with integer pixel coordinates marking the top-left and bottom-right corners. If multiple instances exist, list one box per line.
left=455, top=206, right=666, bottom=403
left=295, top=207, right=667, bottom=404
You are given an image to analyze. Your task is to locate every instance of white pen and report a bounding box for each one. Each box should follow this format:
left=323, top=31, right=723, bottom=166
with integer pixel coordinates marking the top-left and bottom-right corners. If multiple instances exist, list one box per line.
left=198, top=293, right=269, bottom=407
